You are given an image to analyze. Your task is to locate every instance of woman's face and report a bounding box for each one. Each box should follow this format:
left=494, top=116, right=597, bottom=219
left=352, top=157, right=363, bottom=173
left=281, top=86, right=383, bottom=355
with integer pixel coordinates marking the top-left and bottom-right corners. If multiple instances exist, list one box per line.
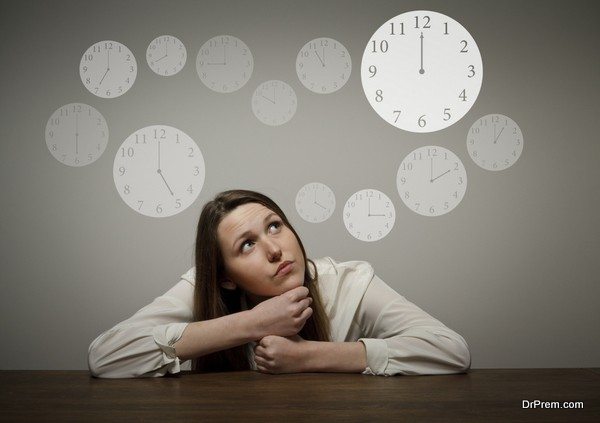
left=217, top=202, right=306, bottom=306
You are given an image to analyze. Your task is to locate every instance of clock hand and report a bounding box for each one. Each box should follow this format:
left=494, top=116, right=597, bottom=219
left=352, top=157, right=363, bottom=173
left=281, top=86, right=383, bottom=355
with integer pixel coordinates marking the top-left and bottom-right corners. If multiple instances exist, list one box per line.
left=75, top=113, right=79, bottom=155
left=155, top=53, right=167, bottom=62
left=494, top=126, right=504, bottom=144
left=156, top=140, right=174, bottom=195
left=261, top=95, right=275, bottom=104
left=368, top=197, right=371, bottom=217
left=323, top=46, right=325, bottom=66
left=157, top=169, right=175, bottom=196
left=99, top=68, right=109, bottom=85
left=314, top=49, right=325, bottom=67
left=430, top=157, right=433, bottom=181
left=224, top=44, right=227, bottom=65
left=419, top=32, right=425, bottom=75
left=431, top=169, right=451, bottom=183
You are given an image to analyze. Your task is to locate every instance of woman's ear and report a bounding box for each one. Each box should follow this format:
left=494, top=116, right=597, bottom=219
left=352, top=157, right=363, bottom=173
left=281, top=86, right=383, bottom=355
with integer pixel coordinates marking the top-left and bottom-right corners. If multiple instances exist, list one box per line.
left=220, top=278, right=237, bottom=291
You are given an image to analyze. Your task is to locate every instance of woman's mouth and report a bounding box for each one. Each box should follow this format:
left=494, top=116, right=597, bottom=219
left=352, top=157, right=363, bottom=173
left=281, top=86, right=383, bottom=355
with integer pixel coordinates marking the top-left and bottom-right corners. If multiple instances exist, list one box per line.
left=275, top=261, right=294, bottom=277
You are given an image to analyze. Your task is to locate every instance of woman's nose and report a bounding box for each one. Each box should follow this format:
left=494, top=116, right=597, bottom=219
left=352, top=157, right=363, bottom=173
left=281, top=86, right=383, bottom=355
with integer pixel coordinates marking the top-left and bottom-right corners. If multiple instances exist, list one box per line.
left=265, top=239, right=282, bottom=261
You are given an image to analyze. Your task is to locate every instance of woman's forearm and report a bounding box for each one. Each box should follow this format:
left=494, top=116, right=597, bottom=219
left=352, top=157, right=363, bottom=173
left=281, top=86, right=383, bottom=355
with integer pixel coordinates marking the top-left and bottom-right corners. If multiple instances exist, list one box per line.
left=173, top=310, right=261, bottom=361
left=303, top=341, right=367, bottom=373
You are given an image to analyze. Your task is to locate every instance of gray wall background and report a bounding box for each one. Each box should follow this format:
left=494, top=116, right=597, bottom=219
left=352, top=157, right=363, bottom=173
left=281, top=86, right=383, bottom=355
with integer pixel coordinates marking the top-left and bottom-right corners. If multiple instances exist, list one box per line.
left=1, top=0, right=598, bottom=370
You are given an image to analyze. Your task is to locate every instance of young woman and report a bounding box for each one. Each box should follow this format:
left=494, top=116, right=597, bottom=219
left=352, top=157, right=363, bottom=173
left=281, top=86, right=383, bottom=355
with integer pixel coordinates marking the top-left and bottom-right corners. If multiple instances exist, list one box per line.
left=88, top=190, right=471, bottom=378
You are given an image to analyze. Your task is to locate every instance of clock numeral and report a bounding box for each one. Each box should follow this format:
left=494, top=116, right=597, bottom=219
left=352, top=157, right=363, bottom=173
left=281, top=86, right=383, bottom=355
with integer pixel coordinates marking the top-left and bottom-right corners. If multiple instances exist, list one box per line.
left=188, top=147, right=195, bottom=157
left=84, top=54, right=93, bottom=61
left=120, top=147, right=135, bottom=157
left=118, top=166, right=126, bottom=176
left=414, top=202, right=420, bottom=211
left=429, top=206, right=435, bottom=214
left=137, top=201, right=143, bottom=211
left=135, top=134, right=146, bottom=144
left=187, top=184, right=193, bottom=194
left=401, top=162, right=413, bottom=171
left=467, top=65, right=475, bottom=78
left=399, top=176, right=407, bottom=185
left=156, top=204, right=163, bottom=214
left=375, top=90, right=383, bottom=102
left=368, top=65, right=377, bottom=78
left=193, top=166, right=200, bottom=176
left=404, top=191, right=410, bottom=200
left=418, top=115, right=427, bottom=128
left=443, top=108, right=451, bottom=121
left=428, top=148, right=438, bottom=157
left=414, top=16, right=431, bottom=29
left=175, top=199, right=182, bottom=209
left=459, top=89, right=467, bottom=102
left=393, top=110, right=401, bottom=123
left=153, top=128, right=166, bottom=139
left=124, top=185, right=131, bottom=195
left=390, top=22, right=405, bottom=35
left=371, top=40, right=389, bottom=53
left=458, top=176, right=464, bottom=185
left=460, top=40, right=468, bottom=53
left=444, top=202, right=449, bottom=210
left=444, top=22, right=449, bottom=35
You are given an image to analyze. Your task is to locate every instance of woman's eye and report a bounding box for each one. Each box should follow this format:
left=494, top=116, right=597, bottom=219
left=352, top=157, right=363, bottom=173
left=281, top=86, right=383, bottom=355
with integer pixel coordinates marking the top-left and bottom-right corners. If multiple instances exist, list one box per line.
left=241, top=240, right=254, bottom=252
left=268, top=221, right=282, bottom=233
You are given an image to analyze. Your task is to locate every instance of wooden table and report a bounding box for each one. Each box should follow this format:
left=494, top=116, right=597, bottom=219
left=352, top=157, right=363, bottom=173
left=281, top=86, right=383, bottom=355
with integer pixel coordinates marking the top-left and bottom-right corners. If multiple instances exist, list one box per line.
left=1, top=369, right=598, bottom=422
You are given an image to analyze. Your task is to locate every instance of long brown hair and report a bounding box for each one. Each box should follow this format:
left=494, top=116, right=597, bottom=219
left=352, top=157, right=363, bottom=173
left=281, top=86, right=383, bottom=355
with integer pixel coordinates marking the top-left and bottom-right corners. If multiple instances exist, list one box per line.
left=192, top=189, right=331, bottom=372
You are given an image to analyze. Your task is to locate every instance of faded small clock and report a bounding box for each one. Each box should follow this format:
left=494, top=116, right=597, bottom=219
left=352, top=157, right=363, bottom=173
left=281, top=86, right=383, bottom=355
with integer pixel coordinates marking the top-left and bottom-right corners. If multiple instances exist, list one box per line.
left=343, top=189, right=395, bottom=242
left=45, top=103, right=109, bottom=167
left=361, top=10, right=483, bottom=132
left=113, top=125, right=205, bottom=218
left=397, top=146, right=467, bottom=217
left=80, top=40, right=137, bottom=98
left=251, top=80, right=297, bottom=126
left=146, top=35, right=187, bottom=76
left=295, top=182, right=336, bottom=223
left=467, top=114, right=523, bottom=171
left=196, top=35, right=253, bottom=93
left=296, top=37, right=351, bottom=94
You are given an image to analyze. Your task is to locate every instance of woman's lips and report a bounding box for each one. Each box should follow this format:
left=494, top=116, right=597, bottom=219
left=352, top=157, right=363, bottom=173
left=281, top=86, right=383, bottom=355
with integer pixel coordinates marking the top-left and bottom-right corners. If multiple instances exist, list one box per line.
left=275, top=261, right=293, bottom=277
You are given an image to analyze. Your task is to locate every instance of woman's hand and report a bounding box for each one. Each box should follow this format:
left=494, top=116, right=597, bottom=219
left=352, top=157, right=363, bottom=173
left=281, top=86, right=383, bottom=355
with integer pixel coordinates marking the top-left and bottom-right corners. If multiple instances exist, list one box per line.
left=250, top=286, right=313, bottom=338
left=253, top=334, right=309, bottom=374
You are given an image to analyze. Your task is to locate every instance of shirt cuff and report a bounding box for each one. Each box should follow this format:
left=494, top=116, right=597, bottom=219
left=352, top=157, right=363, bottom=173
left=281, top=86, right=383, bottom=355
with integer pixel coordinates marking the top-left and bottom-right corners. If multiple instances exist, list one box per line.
left=152, top=322, right=189, bottom=374
left=358, top=338, right=390, bottom=376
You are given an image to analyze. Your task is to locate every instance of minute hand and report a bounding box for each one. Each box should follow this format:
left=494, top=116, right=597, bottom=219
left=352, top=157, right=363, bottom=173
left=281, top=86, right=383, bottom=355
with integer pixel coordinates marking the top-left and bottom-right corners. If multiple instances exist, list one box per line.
left=430, top=169, right=451, bottom=183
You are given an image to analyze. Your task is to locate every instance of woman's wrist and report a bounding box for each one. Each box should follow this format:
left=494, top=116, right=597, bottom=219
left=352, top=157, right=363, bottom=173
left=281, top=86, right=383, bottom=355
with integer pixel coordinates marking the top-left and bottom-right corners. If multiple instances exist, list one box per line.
left=303, top=340, right=368, bottom=373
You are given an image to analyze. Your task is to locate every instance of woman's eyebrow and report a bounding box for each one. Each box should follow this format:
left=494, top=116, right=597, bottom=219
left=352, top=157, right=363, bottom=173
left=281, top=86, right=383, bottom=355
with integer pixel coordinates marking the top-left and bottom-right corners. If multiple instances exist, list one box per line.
left=231, top=212, right=278, bottom=250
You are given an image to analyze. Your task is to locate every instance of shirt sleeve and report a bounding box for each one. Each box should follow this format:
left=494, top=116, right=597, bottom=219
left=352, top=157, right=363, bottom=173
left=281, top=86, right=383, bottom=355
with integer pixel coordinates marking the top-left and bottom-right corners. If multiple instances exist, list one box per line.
left=87, top=278, right=194, bottom=378
left=355, top=274, right=471, bottom=376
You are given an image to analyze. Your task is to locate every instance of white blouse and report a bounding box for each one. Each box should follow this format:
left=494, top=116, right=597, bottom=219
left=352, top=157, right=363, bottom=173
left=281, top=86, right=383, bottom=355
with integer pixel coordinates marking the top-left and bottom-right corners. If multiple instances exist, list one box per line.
left=88, top=257, right=471, bottom=378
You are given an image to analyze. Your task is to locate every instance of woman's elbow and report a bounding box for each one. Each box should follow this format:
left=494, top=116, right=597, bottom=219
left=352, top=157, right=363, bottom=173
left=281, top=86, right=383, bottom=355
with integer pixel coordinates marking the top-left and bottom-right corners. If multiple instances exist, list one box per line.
left=452, top=337, right=471, bottom=373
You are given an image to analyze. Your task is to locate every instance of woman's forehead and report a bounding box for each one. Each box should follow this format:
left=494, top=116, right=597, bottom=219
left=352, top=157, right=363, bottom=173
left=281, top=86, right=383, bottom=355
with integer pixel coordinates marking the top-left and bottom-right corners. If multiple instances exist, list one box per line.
left=218, top=203, right=276, bottom=238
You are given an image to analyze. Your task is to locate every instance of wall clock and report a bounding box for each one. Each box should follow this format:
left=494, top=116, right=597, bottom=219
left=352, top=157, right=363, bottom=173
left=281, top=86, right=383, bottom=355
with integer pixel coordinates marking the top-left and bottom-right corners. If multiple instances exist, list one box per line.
left=343, top=189, right=395, bottom=242
left=295, top=182, right=336, bottom=223
left=251, top=80, right=297, bottom=126
left=146, top=35, right=187, bottom=76
left=397, top=145, right=467, bottom=216
left=113, top=125, right=205, bottom=218
left=467, top=114, right=523, bottom=171
left=45, top=103, right=109, bottom=167
left=296, top=37, right=351, bottom=94
left=80, top=40, right=137, bottom=98
left=361, top=10, right=483, bottom=132
left=196, top=35, right=253, bottom=93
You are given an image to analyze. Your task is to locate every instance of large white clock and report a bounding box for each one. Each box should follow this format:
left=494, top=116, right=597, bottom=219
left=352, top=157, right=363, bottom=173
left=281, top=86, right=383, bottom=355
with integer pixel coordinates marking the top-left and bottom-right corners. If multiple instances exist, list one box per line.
left=397, top=146, right=467, bottom=217
left=251, top=80, right=297, bottom=126
left=343, top=189, right=395, bottom=242
left=45, top=103, right=109, bottom=167
left=467, top=114, right=523, bottom=171
left=295, top=182, right=336, bottom=223
left=113, top=125, right=205, bottom=218
left=196, top=35, right=253, bottom=93
left=80, top=40, right=137, bottom=98
left=146, top=35, right=187, bottom=76
left=361, top=10, right=483, bottom=132
left=296, top=37, right=351, bottom=94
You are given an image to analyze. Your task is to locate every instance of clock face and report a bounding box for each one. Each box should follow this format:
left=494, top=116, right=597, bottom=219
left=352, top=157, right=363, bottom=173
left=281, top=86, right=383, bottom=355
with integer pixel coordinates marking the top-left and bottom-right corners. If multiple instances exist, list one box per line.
left=196, top=35, right=253, bottom=93
left=397, top=146, right=467, bottom=217
left=295, top=182, right=336, bottom=223
left=467, top=114, right=523, bottom=171
left=361, top=10, right=483, bottom=132
left=80, top=40, right=137, bottom=98
left=251, top=80, right=297, bottom=126
left=296, top=37, right=351, bottom=94
left=45, top=103, right=109, bottom=167
left=146, top=35, right=187, bottom=76
left=343, top=189, right=395, bottom=242
left=113, top=125, right=205, bottom=218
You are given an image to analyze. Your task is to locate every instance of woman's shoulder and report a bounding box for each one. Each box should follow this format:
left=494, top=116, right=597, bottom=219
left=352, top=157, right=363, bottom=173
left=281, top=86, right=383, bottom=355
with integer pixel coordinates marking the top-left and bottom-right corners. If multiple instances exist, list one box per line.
left=312, top=257, right=375, bottom=281
left=179, top=267, right=196, bottom=286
